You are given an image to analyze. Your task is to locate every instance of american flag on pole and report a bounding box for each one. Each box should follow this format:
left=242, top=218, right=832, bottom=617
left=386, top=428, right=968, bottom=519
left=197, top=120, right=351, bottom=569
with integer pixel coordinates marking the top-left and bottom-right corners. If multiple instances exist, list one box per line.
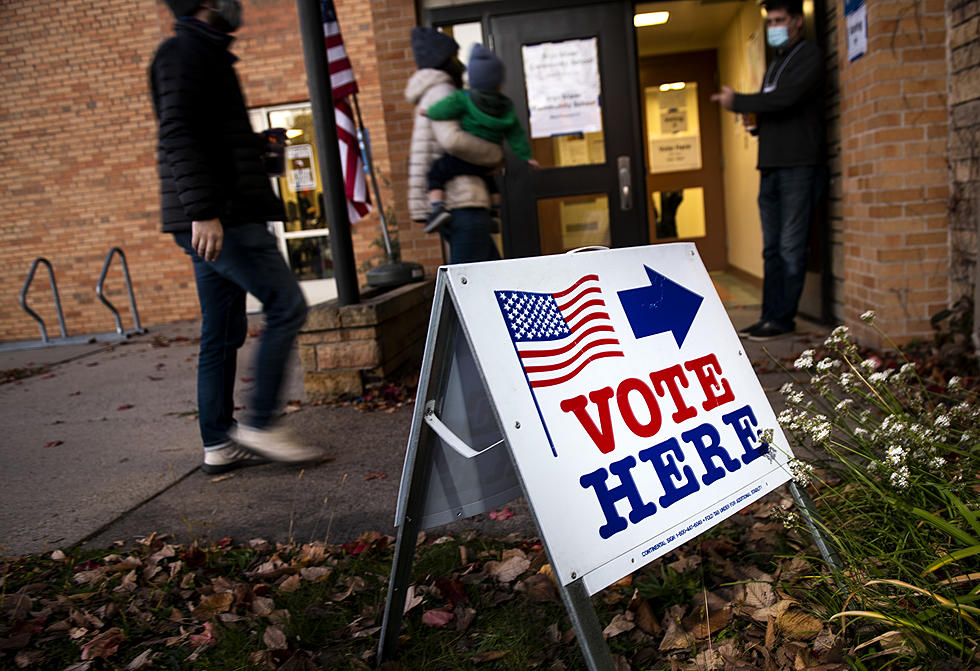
left=495, top=275, right=625, bottom=389
left=321, top=0, right=371, bottom=222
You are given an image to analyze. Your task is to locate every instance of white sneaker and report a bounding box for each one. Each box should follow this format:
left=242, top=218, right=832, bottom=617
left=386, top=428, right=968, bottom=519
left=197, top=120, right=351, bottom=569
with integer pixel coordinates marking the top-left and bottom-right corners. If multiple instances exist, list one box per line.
left=229, top=424, right=323, bottom=464
left=202, top=442, right=269, bottom=475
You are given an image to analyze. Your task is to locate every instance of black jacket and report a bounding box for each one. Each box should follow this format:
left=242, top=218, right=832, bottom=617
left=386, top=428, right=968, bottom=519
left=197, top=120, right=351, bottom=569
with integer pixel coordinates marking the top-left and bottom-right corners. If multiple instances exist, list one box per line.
left=732, top=39, right=824, bottom=169
left=149, top=19, right=282, bottom=232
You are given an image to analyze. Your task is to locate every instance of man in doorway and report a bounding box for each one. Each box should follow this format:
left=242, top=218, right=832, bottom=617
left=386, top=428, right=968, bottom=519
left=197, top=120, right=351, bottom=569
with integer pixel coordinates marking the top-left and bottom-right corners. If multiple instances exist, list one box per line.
left=711, top=0, right=823, bottom=341
left=150, top=0, right=322, bottom=472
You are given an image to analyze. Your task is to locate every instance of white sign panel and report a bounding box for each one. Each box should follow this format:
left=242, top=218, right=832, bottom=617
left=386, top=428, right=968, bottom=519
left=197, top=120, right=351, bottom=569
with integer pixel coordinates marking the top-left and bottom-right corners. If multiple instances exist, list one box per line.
left=522, top=38, right=602, bottom=139
left=448, top=244, right=793, bottom=594
left=845, top=0, right=867, bottom=62
left=286, top=144, right=317, bottom=192
left=649, top=136, right=702, bottom=173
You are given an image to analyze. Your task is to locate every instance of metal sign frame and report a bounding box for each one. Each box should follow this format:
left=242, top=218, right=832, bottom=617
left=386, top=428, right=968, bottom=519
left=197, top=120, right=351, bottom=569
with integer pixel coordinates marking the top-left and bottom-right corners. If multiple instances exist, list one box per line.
left=378, top=247, right=840, bottom=670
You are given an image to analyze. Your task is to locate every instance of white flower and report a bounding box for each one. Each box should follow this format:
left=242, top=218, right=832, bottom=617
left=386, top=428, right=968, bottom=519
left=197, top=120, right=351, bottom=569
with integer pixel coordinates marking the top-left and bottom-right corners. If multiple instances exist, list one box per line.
left=794, top=349, right=816, bottom=370
left=935, top=414, right=951, bottom=429
left=868, top=371, right=892, bottom=384
left=839, top=372, right=856, bottom=389
left=789, top=459, right=814, bottom=486
left=860, top=357, right=882, bottom=373
left=824, top=326, right=851, bottom=347
left=854, top=426, right=869, bottom=437
left=860, top=310, right=876, bottom=323
left=889, top=465, right=910, bottom=489
left=899, top=362, right=916, bottom=375
left=886, top=445, right=905, bottom=465
left=948, top=376, right=962, bottom=391
left=810, top=419, right=832, bottom=443
left=817, top=358, right=839, bottom=372
left=929, top=455, right=947, bottom=469
left=834, top=398, right=854, bottom=412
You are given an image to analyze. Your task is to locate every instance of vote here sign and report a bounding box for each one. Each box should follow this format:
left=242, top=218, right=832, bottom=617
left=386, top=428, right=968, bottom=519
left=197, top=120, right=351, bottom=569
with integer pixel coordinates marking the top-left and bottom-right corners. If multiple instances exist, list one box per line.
left=446, top=244, right=794, bottom=595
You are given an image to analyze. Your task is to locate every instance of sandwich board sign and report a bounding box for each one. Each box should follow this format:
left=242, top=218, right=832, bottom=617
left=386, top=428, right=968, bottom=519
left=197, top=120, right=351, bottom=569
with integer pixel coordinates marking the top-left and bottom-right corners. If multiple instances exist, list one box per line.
left=379, top=244, right=798, bottom=669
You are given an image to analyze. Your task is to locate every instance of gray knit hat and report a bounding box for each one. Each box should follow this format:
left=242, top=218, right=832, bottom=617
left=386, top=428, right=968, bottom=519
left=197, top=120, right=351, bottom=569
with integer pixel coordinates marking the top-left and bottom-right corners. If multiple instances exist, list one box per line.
left=165, top=0, right=201, bottom=17
left=411, top=27, right=459, bottom=69
left=467, top=44, right=503, bottom=91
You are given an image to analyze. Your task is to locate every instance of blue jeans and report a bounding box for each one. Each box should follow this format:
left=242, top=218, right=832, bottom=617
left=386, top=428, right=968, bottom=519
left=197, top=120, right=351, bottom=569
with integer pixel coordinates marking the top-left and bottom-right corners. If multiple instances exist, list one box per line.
left=758, top=166, right=817, bottom=331
left=440, top=207, right=500, bottom=264
left=175, top=223, right=308, bottom=447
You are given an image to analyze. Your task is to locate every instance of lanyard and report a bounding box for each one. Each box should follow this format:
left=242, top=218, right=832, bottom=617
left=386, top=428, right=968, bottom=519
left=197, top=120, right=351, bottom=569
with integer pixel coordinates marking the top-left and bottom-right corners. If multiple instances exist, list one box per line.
left=763, top=41, right=804, bottom=93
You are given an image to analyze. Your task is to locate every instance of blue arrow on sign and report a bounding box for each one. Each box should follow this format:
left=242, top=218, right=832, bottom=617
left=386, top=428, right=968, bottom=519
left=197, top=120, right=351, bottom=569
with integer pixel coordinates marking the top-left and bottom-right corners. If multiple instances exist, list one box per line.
left=617, top=266, right=704, bottom=348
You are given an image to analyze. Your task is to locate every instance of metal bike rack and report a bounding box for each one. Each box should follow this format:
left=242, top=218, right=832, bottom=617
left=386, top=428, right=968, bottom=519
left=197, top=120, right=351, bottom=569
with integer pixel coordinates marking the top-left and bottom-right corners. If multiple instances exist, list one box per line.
left=96, top=247, right=147, bottom=337
left=19, top=257, right=68, bottom=343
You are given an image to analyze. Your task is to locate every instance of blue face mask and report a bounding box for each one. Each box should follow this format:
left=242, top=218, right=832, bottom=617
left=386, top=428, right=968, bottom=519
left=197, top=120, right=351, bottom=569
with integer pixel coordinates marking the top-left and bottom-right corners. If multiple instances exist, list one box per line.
left=767, top=25, right=790, bottom=48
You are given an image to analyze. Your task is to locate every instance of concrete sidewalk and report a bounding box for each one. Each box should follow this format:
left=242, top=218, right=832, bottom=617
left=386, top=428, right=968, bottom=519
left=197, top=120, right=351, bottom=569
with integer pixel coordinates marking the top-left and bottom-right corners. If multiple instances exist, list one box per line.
left=0, top=291, right=828, bottom=558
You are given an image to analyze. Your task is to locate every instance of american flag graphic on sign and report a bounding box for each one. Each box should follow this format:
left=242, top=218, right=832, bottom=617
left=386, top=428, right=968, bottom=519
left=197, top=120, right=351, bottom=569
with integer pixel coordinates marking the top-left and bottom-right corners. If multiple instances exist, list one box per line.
left=496, top=275, right=625, bottom=389
left=321, top=0, right=371, bottom=222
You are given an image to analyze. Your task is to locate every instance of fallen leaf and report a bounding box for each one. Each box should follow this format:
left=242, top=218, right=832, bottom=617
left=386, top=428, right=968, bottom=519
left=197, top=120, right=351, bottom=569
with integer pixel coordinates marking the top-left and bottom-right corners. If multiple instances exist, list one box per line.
left=263, top=625, right=288, bottom=650
left=518, top=574, right=559, bottom=602
left=777, top=608, right=823, bottom=640
left=455, top=606, right=477, bottom=632
left=279, top=574, right=302, bottom=593
left=421, top=608, right=454, bottom=628
left=300, top=566, right=332, bottom=581
left=485, top=555, right=530, bottom=583
left=44, top=440, right=63, bottom=448
left=603, top=611, right=635, bottom=639
left=659, top=617, right=695, bottom=651
left=189, top=621, right=217, bottom=647
left=80, top=627, right=124, bottom=660
left=14, top=649, right=46, bottom=669
left=488, top=507, right=514, bottom=520
left=116, top=404, right=134, bottom=411
left=402, top=585, right=424, bottom=614
left=191, top=592, right=234, bottom=620
left=125, top=648, right=156, bottom=670
left=365, top=471, right=388, bottom=480
left=470, top=650, right=510, bottom=663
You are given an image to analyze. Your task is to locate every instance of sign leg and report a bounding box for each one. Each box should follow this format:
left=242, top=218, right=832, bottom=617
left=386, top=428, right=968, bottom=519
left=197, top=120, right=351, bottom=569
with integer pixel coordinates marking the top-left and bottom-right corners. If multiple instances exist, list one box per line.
left=788, top=481, right=845, bottom=591
left=558, top=579, right=618, bottom=671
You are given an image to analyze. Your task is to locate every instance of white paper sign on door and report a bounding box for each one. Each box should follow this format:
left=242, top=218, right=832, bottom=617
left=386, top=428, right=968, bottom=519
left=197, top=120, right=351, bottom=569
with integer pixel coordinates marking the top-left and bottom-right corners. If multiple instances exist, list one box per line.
left=522, top=38, right=602, bottom=139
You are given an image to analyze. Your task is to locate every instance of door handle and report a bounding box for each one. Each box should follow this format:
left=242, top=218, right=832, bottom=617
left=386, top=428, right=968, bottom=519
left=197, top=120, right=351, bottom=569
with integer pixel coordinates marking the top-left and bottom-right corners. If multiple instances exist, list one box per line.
left=618, top=156, right=632, bottom=211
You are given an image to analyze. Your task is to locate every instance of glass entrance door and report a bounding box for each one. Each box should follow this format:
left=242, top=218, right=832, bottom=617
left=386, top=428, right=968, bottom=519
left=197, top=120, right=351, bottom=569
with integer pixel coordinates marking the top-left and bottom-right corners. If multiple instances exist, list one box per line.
left=489, top=2, right=648, bottom=257
left=248, top=104, right=337, bottom=309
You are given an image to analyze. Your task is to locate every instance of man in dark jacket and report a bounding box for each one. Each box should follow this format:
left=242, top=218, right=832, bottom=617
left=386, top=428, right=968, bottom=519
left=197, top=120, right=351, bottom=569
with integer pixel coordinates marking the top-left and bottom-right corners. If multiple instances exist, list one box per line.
left=151, top=0, right=320, bottom=472
left=712, top=0, right=823, bottom=341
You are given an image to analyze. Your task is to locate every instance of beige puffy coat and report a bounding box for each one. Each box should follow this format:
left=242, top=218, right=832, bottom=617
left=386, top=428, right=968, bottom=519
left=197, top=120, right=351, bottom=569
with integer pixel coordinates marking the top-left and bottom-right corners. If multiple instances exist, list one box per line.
left=404, top=68, right=504, bottom=221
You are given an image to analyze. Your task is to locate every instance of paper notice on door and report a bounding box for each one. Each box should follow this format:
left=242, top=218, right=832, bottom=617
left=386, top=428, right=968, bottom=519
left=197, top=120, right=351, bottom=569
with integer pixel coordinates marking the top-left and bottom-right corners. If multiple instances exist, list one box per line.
left=522, top=38, right=602, bottom=139
left=649, top=136, right=702, bottom=174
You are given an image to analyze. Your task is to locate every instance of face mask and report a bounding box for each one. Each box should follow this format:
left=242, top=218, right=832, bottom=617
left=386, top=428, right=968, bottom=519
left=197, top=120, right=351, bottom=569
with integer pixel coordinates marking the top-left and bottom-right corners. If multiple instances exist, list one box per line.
left=767, top=25, right=789, bottom=48
left=207, top=0, right=243, bottom=32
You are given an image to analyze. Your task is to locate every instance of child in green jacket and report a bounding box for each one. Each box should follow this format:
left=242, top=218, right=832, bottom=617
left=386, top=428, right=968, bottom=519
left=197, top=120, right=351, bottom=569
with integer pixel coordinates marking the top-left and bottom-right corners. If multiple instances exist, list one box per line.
left=421, top=44, right=538, bottom=233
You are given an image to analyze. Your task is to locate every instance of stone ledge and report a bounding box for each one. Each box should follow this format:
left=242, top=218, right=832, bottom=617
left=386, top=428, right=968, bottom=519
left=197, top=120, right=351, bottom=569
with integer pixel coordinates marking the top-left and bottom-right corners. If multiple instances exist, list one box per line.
left=298, top=279, right=434, bottom=401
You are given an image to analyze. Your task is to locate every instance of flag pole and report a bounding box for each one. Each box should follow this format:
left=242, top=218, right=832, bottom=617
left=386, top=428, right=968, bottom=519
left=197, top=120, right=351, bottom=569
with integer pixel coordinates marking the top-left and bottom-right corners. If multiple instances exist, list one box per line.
left=296, top=0, right=359, bottom=306
left=349, top=96, right=424, bottom=288
left=351, top=93, right=394, bottom=262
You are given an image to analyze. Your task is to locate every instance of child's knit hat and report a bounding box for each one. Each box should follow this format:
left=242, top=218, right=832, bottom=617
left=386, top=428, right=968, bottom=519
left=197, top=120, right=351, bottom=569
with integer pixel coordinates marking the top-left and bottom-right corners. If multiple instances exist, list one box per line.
left=468, top=44, right=503, bottom=91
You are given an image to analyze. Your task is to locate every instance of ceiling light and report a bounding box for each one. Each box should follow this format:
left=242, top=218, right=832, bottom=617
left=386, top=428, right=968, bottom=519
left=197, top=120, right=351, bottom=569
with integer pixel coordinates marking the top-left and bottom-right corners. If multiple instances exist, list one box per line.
left=659, top=82, right=686, bottom=91
left=286, top=129, right=304, bottom=139
left=634, top=11, right=669, bottom=27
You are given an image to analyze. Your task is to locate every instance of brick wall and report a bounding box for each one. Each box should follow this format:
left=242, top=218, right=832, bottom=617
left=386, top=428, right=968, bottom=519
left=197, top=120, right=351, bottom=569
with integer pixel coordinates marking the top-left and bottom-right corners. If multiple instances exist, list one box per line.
left=837, top=0, right=950, bottom=345
left=948, top=0, right=980, bottom=308
left=0, top=0, right=436, bottom=344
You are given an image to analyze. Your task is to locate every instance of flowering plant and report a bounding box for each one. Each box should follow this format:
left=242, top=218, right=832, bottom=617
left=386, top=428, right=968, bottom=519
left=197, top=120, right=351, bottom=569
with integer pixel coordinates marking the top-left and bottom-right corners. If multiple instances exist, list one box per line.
left=775, top=311, right=979, bottom=666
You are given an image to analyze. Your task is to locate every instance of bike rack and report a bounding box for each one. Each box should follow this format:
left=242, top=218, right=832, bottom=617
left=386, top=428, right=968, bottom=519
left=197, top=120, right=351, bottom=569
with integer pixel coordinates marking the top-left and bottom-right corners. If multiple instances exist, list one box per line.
left=96, top=247, right=147, bottom=337
left=19, top=257, right=68, bottom=343
left=5, top=248, right=148, bottom=353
